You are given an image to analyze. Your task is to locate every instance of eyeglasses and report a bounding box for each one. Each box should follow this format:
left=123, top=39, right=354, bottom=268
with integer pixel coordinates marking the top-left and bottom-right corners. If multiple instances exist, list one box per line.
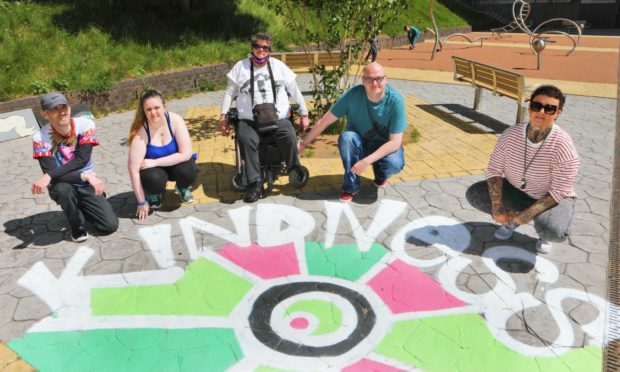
left=252, top=43, right=271, bottom=51
left=529, top=101, right=558, bottom=115
left=362, top=76, right=385, bottom=84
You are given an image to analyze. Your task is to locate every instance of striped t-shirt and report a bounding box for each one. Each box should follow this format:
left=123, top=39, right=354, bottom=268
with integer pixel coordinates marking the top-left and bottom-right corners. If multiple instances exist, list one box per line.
left=487, top=122, right=579, bottom=201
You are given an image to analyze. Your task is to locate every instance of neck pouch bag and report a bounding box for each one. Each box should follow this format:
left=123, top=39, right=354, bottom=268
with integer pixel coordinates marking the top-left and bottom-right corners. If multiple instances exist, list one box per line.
left=250, top=60, right=279, bottom=134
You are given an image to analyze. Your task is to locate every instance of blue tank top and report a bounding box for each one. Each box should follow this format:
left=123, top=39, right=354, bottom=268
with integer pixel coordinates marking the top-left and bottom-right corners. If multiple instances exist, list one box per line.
left=144, top=112, right=179, bottom=159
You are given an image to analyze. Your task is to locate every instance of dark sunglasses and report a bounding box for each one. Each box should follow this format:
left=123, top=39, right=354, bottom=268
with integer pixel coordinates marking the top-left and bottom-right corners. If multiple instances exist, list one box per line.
left=252, top=43, right=271, bottom=51
left=529, top=101, right=558, bottom=115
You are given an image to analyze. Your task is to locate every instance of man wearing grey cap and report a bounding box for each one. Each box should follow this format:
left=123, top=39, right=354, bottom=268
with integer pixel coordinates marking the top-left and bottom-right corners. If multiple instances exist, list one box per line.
left=31, top=92, right=118, bottom=242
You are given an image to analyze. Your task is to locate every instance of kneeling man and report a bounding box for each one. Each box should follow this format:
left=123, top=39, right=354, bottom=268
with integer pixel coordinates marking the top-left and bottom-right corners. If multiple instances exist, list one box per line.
left=299, top=62, right=406, bottom=202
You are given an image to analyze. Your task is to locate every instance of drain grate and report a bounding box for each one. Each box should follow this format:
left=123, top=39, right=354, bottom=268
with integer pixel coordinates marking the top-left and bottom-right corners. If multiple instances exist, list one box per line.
left=603, top=78, right=620, bottom=372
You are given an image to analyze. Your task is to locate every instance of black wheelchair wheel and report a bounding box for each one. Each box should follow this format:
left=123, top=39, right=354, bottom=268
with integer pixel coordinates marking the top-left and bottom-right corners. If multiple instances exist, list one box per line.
left=231, top=173, right=245, bottom=192
left=288, top=165, right=309, bottom=188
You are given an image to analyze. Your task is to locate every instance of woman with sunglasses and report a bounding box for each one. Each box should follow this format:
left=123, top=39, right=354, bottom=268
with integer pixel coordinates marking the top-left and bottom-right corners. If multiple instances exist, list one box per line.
left=127, top=88, right=197, bottom=221
left=467, top=85, right=580, bottom=253
left=219, top=32, right=310, bottom=203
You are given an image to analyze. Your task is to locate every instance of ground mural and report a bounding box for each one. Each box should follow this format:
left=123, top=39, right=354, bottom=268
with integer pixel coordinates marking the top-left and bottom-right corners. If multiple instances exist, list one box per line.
left=9, top=199, right=606, bottom=371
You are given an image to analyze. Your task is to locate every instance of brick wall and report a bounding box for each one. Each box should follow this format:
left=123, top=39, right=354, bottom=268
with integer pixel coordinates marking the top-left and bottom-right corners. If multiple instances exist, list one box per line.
left=0, top=62, right=232, bottom=115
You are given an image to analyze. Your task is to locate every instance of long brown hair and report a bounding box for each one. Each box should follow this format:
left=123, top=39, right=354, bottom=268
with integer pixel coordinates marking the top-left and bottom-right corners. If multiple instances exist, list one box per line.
left=127, top=88, right=166, bottom=146
left=50, top=120, right=77, bottom=155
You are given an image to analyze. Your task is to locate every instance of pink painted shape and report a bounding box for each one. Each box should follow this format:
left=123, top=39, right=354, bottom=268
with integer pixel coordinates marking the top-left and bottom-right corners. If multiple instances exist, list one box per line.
left=290, top=317, right=309, bottom=330
left=342, top=359, right=408, bottom=372
left=217, top=242, right=299, bottom=279
left=367, top=259, right=467, bottom=314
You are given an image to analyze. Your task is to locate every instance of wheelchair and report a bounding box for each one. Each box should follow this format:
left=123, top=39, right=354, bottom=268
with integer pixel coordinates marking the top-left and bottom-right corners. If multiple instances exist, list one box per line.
left=227, top=105, right=310, bottom=194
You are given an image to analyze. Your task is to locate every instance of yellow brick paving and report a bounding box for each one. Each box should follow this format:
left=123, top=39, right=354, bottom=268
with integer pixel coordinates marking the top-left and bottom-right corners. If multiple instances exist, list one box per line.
left=0, top=342, right=34, bottom=372
left=179, top=95, right=499, bottom=205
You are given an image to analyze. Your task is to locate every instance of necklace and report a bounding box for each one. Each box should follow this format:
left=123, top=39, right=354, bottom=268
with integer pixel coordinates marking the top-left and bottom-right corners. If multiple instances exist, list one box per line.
left=521, top=124, right=547, bottom=189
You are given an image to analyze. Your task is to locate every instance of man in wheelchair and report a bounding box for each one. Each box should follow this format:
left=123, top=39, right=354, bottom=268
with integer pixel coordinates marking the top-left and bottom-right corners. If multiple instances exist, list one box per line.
left=219, top=32, right=310, bottom=203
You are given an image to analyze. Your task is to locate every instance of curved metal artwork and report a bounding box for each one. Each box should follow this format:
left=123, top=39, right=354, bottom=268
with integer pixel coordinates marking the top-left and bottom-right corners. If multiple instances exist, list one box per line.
left=510, top=0, right=582, bottom=57
left=428, top=0, right=488, bottom=60
left=491, top=1, right=531, bottom=36
left=428, top=0, right=582, bottom=64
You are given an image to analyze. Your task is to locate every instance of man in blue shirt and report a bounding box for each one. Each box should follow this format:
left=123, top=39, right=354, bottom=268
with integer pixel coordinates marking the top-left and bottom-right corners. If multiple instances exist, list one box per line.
left=299, top=62, right=406, bottom=202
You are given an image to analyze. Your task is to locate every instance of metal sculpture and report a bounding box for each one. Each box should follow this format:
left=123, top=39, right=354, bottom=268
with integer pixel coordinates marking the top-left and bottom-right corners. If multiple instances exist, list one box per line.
left=428, top=0, right=583, bottom=67
left=428, top=0, right=488, bottom=60
left=508, top=0, right=582, bottom=57
left=491, top=2, right=531, bottom=37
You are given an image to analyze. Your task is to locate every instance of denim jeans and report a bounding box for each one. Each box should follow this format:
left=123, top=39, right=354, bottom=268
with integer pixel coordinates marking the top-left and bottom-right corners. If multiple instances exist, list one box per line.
left=466, top=179, right=575, bottom=242
left=338, top=131, right=405, bottom=193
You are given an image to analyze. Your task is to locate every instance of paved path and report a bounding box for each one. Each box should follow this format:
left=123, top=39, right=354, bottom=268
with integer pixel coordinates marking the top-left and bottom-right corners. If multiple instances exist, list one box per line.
left=0, top=34, right=618, bottom=370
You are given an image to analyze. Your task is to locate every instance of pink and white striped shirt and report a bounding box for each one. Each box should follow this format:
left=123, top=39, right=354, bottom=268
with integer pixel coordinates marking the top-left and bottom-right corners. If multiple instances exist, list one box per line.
left=487, top=122, right=579, bottom=201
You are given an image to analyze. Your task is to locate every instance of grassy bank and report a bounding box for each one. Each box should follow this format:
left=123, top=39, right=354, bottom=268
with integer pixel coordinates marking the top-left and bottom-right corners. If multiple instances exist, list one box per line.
left=0, top=0, right=486, bottom=102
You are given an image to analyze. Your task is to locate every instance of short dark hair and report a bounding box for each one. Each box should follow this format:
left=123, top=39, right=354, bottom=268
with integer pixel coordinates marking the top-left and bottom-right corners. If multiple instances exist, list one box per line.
left=251, top=32, right=271, bottom=46
left=530, top=85, right=566, bottom=110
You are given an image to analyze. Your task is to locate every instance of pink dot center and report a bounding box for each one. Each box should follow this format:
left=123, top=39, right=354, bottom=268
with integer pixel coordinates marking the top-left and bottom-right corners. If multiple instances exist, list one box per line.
left=290, top=317, right=309, bottom=329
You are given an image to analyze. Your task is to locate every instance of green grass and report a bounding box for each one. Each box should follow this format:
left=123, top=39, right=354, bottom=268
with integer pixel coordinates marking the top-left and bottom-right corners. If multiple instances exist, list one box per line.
left=0, top=0, right=488, bottom=102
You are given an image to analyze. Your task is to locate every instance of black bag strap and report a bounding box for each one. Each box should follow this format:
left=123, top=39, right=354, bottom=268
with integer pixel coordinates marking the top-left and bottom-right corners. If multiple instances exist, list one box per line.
left=364, top=98, right=388, bottom=142
left=250, top=59, right=277, bottom=107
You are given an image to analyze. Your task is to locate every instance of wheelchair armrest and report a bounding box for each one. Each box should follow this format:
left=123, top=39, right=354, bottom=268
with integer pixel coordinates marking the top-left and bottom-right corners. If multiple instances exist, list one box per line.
left=227, top=107, right=239, bottom=125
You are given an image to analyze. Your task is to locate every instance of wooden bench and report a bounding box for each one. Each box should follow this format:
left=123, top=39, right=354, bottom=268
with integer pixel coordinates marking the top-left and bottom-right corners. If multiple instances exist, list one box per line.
left=270, top=51, right=341, bottom=70
left=452, top=56, right=529, bottom=123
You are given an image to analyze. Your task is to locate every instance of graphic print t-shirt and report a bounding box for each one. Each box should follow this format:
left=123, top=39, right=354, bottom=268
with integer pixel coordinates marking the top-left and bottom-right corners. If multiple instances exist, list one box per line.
left=226, top=58, right=297, bottom=121
left=32, top=117, right=100, bottom=175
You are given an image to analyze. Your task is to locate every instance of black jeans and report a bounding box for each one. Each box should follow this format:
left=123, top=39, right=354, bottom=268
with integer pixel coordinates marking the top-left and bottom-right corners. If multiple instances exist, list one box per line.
left=237, top=118, right=298, bottom=184
left=49, top=182, right=118, bottom=234
left=466, top=179, right=575, bottom=242
left=139, top=158, right=197, bottom=195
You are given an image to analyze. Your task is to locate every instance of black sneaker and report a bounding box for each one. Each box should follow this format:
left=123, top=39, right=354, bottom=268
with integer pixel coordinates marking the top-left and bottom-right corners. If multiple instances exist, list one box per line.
left=244, top=181, right=263, bottom=203
left=71, top=225, right=88, bottom=243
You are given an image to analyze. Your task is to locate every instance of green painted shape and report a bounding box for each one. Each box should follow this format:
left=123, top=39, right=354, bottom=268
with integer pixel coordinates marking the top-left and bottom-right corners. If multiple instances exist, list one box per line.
left=375, top=313, right=602, bottom=371
left=305, top=241, right=388, bottom=281
left=286, top=300, right=342, bottom=335
left=91, top=257, right=253, bottom=316
left=9, top=328, right=242, bottom=372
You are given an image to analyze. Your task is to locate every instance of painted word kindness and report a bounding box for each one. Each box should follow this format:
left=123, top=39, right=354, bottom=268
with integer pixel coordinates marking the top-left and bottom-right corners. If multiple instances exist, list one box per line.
left=13, top=199, right=607, bottom=371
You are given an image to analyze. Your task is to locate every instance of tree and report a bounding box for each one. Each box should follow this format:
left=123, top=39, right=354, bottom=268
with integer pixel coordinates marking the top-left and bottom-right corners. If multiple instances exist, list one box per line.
left=262, top=0, right=407, bottom=133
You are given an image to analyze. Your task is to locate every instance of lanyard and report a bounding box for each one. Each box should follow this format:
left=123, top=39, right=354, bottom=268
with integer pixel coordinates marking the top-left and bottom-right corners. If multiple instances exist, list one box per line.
left=521, top=124, right=547, bottom=189
left=250, top=60, right=277, bottom=107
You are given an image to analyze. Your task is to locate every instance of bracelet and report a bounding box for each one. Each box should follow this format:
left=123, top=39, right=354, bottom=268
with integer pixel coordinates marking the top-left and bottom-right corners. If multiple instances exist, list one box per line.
left=137, top=200, right=148, bottom=206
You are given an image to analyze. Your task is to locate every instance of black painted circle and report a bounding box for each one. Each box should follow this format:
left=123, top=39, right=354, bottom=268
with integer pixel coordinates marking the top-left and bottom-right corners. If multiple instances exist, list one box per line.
left=248, top=281, right=376, bottom=357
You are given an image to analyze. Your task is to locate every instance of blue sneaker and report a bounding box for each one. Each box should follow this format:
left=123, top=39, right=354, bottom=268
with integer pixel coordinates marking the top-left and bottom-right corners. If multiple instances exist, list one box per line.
left=148, top=193, right=162, bottom=209
left=176, top=186, right=194, bottom=204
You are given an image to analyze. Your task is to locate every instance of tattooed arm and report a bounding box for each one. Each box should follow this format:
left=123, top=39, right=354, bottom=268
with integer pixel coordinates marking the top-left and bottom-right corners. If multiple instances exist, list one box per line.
left=511, top=194, right=557, bottom=226
left=487, top=176, right=510, bottom=225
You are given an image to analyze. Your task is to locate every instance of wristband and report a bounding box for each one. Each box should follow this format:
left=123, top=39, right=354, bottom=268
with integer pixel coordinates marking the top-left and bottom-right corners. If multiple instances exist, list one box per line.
left=137, top=200, right=148, bottom=206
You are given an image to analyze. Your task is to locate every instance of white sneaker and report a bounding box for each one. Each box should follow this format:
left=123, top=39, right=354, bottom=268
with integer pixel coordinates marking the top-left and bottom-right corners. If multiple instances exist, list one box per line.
left=494, top=223, right=516, bottom=240
left=536, top=239, right=552, bottom=254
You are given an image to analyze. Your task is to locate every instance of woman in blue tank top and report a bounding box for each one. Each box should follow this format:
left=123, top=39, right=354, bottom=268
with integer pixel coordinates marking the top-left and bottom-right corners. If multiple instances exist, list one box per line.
left=127, top=89, right=197, bottom=221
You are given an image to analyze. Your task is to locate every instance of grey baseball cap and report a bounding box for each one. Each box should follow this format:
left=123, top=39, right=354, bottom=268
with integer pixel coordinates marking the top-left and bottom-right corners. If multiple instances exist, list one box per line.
left=40, top=92, right=68, bottom=110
